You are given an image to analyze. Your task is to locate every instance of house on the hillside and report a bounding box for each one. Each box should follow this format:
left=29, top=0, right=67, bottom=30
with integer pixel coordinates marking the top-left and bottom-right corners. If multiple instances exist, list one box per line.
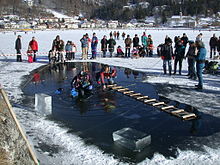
left=36, top=24, right=47, bottom=30
left=3, top=15, right=20, bottom=21
left=65, top=23, right=79, bottom=29
left=122, top=22, right=135, bottom=28
left=39, top=18, right=59, bottom=24
left=167, top=15, right=197, bottom=28
left=198, top=17, right=213, bottom=27
left=145, top=17, right=156, bottom=26
left=18, top=21, right=31, bottom=29
left=80, top=22, right=92, bottom=28
left=107, top=21, right=118, bottom=28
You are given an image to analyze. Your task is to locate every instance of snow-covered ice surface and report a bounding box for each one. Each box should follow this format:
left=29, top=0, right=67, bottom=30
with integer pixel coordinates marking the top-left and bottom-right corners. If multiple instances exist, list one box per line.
left=0, top=29, right=220, bottom=165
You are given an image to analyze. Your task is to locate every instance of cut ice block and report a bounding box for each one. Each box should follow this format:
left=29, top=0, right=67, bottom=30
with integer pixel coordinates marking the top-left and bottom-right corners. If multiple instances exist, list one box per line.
left=113, top=128, right=151, bottom=152
left=35, top=93, right=52, bottom=115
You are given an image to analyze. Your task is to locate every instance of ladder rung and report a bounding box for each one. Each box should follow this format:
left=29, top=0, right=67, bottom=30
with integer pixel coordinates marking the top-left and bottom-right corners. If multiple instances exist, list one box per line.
left=170, top=109, right=185, bottom=114
left=182, top=113, right=197, bottom=119
left=161, top=105, right=175, bottom=110
left=117, top=88, right=129, bottom=92
left=107, top=84, right=117, bottom=88
left=144, top=99, right=156, bottom=103
left=112, top=86, right=123, bottom=89
left=152, top=102, right=165, bottom=106
left=136, top=96, right=149, bottom=100
left=123, top=91, right=134, bottom=94
left=129, top=93, right=142, bottom=97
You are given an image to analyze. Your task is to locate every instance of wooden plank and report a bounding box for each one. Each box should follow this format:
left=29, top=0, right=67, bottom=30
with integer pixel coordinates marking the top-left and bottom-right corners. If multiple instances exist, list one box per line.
left=161, top=105, right=175, bottom=110
left=136, top=96, right=149, bottom=100
left=144, top=99, right=156, bottom=103
left=123, top=91, right=134, bottom=94
left=129, top=93, right=142, bottom=97
left=107, top=84, right=117, bottom=88
left=0, top=89, right=39, bottom=165
left=152, top=102, right=165, bottom=106
left=112, top=86, right=123, bottom=89
left=117, top=88, right=129, bottom=92
left=182, top=113, right=197, bottom=119
left=170, top=109, right=185, bottom=114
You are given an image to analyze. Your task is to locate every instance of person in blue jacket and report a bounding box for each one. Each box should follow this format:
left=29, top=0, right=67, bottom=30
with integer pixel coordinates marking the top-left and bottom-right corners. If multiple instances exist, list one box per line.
left=91, top=33, right=98, bottom=59
left=195, top=41, right=206, bottom=90
left=71, top=71, right=93, bottom=97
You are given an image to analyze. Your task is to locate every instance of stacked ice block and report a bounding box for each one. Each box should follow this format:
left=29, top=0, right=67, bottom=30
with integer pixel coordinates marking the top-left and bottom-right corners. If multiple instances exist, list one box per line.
left=35, top=93, right=52, bottom=115
left=113, top=127, right=151, bottom=152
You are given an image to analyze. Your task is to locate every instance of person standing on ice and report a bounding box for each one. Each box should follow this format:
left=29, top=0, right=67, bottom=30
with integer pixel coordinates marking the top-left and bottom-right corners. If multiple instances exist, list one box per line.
left=186, top=41, right=197, bottom=80
left=195, top=33, right=203, bottom=42
left=28, top=37, right=38, bottom=62
left=125, top=35, right=132, bottom=58
left=65, top=41, right=73, bottom=60
left=141, top=32, right=148, bottom=55
left=52, top=35, right=61, bottom=62
left=133, top=34, right=139, bottom=48
left=107, top=35, right=116, bottom=57
left=181, top=33, right=188, bottom=54
left=85, top=33, right=91, bottom=56
left=101, top=35, right=108, bottom=58
left=217, top=36, right=220, bottom=56
left=113, top=31, right=117, bottom=40
left=195, top=41, right=206, bottom=90
left=116, top=31, right=120, bottom=40
left=209, top=34, right=218, bottom=59
left=173, top=40, right=185, bottom=75
left=91, top=33, right=98, bottom=59
left=147, top=35, right=153, bottom=57
left=15, top=35, right=22, bottom=62
left=161, top=41, right=173, bottom=75
left=52, top=36, right=64, bottom=63
left=122, top=32, right=126, bottom=40
left=80, top=35, right=89, bottom=60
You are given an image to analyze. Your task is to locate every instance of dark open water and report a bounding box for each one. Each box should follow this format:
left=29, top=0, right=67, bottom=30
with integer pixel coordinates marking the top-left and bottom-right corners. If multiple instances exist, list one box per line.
left=22, top=62, right=220, bottom=163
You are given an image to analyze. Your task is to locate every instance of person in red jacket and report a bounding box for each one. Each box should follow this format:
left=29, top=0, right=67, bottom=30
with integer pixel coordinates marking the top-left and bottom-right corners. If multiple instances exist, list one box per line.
left=96, top=65, right=117, bottom=89
left=29, top=37, right=38, bottom=62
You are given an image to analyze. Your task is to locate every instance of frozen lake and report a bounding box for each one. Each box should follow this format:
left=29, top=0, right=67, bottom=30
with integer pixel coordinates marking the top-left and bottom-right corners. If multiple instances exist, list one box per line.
left=0, top=29, right=220, bottom=165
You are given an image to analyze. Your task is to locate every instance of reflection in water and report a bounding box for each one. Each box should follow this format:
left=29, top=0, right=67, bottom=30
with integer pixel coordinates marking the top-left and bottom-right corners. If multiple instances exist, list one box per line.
left=132, top=70, right=139, bottom=79
left=185, top=105, right=202, bottom=134
left=124, top=68, right=132, bottom=78
left=159, top=96, right=202, bottom=134
left=32, top=72, right=41, bottom=84
left=98, top=91, right=116, bottom=112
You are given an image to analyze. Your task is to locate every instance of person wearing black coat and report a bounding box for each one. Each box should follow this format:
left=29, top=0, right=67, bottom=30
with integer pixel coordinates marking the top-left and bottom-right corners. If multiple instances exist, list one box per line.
left=173, top=41, right=185, bottom=75
left=209, top=34, right=218, bottom=58
left=181, top=33, right=188, bottom=55
left=107, top=36, right=116, bottom=57
left=133, top=34, right=139, bottom=48
left=101, top=35, right=108, bottom=57
left=217, top=36, right=220, bottom=56
left=161, top=42, right=173, bottom=75
left=15, top=35, right=22, bottom=62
